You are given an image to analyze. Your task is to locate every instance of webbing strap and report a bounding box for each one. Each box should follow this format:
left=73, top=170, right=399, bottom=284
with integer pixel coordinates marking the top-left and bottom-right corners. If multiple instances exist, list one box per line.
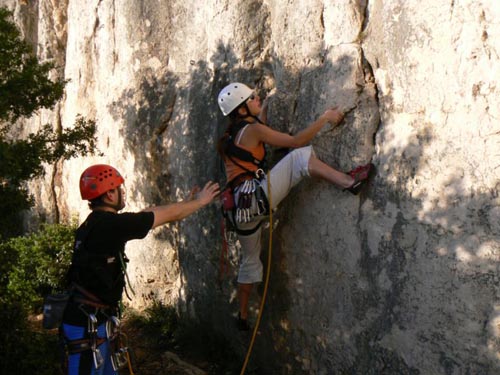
left=119, top=253, right=135, bottom=300
left=225, top=120, right=267, bottom=172
left=73, top=296, right=110, bottom=310
left=66, top=337, right=106, bottom=354
left=234, top=221, right=262, bottom=236
left=73, top=283, right=103, bottom=300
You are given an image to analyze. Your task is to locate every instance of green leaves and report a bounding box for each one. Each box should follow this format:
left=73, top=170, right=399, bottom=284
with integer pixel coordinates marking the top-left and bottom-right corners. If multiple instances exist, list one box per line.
left=0, top=8, right=65, bottom=123
left=0, top=116, right=99, bottom=184
left=0, top=113, right=100, bottom=239
left=0, top=223, right=74, bottom=375
left=0, top=222, right=76, bottom=311
left=0, top=7, right=101, bottom=239
left=0, top=8, right=100, bottom=374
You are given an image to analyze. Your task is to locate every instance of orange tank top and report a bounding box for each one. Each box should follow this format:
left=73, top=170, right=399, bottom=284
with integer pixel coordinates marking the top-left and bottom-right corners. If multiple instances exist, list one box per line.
left=225, top=142, right=265, bottom=182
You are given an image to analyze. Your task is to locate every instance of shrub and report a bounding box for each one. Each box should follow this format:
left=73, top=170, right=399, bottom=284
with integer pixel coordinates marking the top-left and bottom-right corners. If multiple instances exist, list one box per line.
left=0, top=222, right=76, bottom=374
left=125, top=301, right=240, bottom=374
left=0, top=6, right=99, bottom=240
left=0, top=222, right=75, bottom=312
left=126, top=300, right=179, bottom=350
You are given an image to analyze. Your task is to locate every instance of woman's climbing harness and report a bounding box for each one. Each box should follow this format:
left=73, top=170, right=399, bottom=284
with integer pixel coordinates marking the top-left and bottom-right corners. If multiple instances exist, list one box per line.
left=221, top=168, right=269, bottom=235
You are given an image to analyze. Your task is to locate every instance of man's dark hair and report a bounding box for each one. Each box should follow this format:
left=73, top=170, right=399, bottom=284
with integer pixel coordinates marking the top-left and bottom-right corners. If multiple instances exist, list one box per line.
left=88, top=194, right=106, bottom=209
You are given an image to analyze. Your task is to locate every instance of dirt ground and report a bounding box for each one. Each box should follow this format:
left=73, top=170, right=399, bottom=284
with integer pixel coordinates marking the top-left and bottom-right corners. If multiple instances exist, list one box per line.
left=121, top=317, right=240, bottom=375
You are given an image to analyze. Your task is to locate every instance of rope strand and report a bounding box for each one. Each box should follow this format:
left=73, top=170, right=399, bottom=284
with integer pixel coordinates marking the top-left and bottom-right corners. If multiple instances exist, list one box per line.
left=240, top=171, right=273, bottom=375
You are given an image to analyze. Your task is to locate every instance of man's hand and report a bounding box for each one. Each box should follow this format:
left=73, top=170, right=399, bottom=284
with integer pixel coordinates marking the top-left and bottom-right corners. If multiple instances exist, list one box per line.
left=145, top=181, right=220, bottom=228
left=196, top=181, right=220, bottom=206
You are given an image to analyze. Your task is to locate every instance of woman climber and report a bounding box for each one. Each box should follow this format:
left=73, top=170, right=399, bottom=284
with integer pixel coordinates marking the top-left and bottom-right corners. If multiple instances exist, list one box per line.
left=217, top=82, right=373, bottom=331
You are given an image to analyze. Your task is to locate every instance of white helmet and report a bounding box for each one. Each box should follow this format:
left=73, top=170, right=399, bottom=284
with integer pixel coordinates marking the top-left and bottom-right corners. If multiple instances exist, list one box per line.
left=218, top=82, right=253, bottom=116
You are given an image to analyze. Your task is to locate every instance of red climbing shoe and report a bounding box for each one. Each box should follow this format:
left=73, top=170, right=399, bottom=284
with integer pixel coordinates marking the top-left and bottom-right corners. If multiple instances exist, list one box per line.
left=344, top=163, right=374, bottom=195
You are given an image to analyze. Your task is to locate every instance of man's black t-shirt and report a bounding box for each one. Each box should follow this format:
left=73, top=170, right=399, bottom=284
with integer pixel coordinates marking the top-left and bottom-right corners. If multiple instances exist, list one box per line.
left=63, top=210, right=154, bottom=325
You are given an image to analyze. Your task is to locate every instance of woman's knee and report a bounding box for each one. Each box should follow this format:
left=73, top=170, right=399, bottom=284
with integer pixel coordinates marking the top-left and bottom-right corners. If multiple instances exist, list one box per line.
left=291, top=146, right=313, bottom=176
left=283, top=146, right=312, bottom=182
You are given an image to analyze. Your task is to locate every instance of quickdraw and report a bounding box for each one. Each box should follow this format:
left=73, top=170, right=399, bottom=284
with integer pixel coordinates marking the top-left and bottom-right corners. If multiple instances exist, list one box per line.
left=106, top=316, right=133, bottom=372
left=67, top=310, right=133, bottom=373
left=88, top=313, right=105, bottom=369
left=234, top=169, right=268, bottom=224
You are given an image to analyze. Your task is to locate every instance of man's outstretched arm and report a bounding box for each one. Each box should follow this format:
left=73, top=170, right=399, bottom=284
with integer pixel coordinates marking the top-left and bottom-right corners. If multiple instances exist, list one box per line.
left=143, top=181, right=220, bottom=228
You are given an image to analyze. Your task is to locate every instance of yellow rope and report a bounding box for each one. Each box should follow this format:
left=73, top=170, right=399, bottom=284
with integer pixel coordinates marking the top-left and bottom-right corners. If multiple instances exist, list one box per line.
left=119, top=331, right=135, bottom=375
left=240, top=172, right=273, bottom=375
left=126, top=349, right=135, bottom=375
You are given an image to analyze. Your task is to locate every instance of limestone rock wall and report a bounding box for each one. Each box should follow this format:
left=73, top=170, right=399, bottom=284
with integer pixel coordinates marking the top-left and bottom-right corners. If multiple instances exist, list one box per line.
left=3, top=0, right=500, bottom=373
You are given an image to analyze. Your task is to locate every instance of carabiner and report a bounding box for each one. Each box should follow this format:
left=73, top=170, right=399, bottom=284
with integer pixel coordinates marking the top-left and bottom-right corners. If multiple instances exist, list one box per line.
left=106, top=316, right=120, bottom=340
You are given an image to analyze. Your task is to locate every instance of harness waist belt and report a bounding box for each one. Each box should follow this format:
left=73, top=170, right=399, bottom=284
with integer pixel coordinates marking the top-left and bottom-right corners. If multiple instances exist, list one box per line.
left=73, top=295, right=112, bottom=309
left=229, top=173, right=255, bottom=190
left=236, top=221, right=263, bottom=236
left=67, top=337, right=107, bottom=354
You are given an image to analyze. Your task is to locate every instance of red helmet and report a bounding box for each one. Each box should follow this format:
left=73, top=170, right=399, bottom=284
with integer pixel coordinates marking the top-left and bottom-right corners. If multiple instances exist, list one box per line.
left=79, top=164, right=125, bottom=200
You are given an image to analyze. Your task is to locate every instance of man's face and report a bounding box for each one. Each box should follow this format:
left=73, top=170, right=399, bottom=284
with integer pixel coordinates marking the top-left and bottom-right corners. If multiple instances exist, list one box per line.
left=110, top=185, right=126, bottom=211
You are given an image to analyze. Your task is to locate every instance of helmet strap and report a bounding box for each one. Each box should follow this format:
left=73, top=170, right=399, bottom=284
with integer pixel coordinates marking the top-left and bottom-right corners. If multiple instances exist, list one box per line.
left=112, top=191, right=124, bottom=211
left=236, top=103, right=262, bottom=122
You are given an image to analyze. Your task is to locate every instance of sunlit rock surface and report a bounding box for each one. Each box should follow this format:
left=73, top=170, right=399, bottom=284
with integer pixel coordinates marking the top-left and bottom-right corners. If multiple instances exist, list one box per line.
left=3, top=0, right=499, bottom=373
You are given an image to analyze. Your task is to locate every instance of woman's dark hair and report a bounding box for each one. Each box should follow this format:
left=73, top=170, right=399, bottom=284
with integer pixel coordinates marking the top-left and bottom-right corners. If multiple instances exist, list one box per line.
left=217, top=104, right=248, bottom=158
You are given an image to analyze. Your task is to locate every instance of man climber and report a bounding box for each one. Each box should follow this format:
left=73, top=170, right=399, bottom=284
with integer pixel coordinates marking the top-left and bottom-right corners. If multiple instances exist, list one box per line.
left=61, top=164, right=219, bottom=374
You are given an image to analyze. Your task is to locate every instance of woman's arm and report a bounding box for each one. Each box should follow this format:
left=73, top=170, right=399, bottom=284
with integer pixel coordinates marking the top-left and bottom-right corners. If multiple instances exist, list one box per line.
left=249, top=108, right=344, bottom=148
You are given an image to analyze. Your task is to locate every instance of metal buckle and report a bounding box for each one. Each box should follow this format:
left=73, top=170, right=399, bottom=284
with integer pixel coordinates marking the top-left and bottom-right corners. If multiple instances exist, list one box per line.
left=106, top=316, right=129, bottom=371
left=92, top=348, right=105, bottom=370
left=255, top=169, right=265, bottom=179
left=111, top=347, right=129, bottom=371
left=87, top=313, right=97, bottom=334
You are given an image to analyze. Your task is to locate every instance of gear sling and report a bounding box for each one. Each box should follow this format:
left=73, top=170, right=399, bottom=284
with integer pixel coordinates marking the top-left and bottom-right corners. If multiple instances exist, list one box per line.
left=220, top=120, right=270, bottom=236
left=63, top=217, right=134, bottom=374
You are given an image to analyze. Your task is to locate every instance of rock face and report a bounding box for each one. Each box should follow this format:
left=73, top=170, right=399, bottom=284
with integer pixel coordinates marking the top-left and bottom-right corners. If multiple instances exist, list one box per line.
left=3, top=0, right=500, bottom=373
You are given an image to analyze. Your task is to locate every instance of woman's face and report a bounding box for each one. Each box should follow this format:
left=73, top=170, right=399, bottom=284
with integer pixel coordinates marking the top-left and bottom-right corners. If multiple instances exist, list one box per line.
left=245, top=92, right=261, bottom=116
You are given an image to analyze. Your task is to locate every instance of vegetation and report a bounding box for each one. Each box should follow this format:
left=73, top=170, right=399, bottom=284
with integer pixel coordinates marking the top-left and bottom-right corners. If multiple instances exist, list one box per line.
left=0, top=222, right=75, bottom=311
left=0, top=8, right=64, bottom=123
left=0, top=7, right=235, bottom=375
left=0, top=223, right=75, bottom=374
left=125, top=301, right=180, bottom=352
left=0, top=6, right=97, bottom=374
left=0, top=7, right=99, bottom=240
left=125, top=301, right=240, bottom=374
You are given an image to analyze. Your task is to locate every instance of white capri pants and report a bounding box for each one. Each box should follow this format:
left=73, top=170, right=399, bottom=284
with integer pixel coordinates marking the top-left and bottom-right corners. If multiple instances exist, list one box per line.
left=235, top=146, right=313, bottom=284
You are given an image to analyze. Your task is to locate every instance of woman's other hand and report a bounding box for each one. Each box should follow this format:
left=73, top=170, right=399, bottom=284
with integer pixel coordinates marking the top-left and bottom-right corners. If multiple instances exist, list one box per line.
left=261, top=88, right=276, bottom=123
left=321, top=108, right=344, bottom=127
